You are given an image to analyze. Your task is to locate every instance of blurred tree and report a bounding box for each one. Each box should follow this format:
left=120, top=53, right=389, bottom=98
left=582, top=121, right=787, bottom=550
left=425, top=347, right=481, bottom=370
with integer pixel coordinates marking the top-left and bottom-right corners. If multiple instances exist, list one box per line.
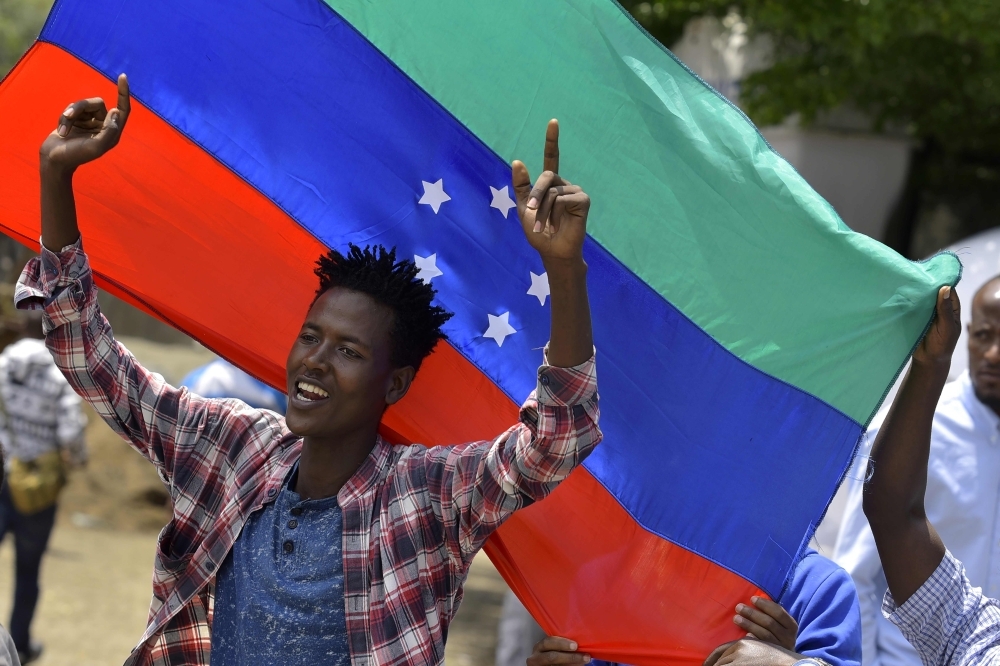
left=0, top=0, right=53, bottom=75
left=623, top=0, right=999, bottom=156
left=621, top=0, right=1000, bottom=256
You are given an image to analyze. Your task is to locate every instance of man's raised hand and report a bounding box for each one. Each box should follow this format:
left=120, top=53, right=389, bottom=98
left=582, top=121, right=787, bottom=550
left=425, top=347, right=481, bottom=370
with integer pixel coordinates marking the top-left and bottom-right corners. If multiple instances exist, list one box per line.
left=911, top=286, right=961, bottom=371
left=512, top=120, right=590, bottom=265
left=40, top=73, right=131, bottom=173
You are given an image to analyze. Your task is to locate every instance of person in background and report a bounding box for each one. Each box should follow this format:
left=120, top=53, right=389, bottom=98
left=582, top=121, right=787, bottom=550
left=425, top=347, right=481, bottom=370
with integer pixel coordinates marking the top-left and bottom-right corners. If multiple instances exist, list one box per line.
left=518, top=547, right=861, bottom=666
left=181, top=358, right=287, bottom=414
left=0, top=445, right=22, bottom=666
left=862, top=284, right=1000, bottom=664
left=834, top=276, right=1000, bottom=666
left=0, top=310, right=87, bottom=664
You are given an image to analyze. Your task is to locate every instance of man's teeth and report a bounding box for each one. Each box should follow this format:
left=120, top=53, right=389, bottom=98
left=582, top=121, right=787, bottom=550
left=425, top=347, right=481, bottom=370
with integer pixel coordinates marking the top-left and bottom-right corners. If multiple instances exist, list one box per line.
left=296, top=381, right=329, bottom=400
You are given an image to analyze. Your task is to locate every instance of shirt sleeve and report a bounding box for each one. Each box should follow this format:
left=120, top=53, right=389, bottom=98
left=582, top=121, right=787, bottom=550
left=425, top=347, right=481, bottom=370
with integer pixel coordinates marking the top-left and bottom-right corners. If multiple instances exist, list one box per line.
left=423, top=349, right=600, bottom=560
left=14, top=239, right=251, bottom=484
left=792, top=562, right=863, bottom=666
left=884, top=550, right=1000, bottom=666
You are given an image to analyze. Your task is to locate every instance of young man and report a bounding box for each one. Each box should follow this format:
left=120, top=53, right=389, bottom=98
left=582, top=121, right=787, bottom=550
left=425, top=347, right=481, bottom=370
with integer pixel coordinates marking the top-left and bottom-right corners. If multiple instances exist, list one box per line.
left=526, top=546, right=861, bottom=666
left=16, top=75, right=602, bottom=666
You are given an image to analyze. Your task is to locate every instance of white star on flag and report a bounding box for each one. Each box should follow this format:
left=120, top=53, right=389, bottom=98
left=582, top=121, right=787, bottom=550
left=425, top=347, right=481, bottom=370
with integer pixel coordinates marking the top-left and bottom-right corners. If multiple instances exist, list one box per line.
left=483, top=312, right=517, bottom=347
left=418, top=179, right=451, bottom=214
left=527, top=272, right=550, bottom=305
left=489, top=185, right=517, bottom=218
left=413, top=253, right=443, bottom=283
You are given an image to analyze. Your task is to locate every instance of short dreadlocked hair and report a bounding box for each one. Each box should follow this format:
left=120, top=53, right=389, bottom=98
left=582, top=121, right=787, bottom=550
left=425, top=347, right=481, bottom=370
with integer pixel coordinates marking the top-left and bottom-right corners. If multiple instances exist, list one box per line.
left=313, top=244, right=453, bottom=370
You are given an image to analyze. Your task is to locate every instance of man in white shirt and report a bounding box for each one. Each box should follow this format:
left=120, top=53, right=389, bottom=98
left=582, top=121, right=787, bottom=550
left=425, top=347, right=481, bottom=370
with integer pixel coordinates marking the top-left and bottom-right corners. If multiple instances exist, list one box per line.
left=835, top=276, right=1000, bottom=666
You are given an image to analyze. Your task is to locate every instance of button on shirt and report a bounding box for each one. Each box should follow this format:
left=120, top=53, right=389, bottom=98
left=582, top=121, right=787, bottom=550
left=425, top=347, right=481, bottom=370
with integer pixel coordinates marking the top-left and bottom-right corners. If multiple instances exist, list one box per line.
left=211, top=464, right=349, bottom=666
left=834, top=372, right=1000, bottom=666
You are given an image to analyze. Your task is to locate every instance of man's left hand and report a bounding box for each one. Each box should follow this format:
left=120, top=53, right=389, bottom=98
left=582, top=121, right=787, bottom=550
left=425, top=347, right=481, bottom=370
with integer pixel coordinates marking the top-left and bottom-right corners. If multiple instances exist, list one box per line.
left=703, top=639, right=802, bottom=666
left=911, top=285, right=961, bottom=371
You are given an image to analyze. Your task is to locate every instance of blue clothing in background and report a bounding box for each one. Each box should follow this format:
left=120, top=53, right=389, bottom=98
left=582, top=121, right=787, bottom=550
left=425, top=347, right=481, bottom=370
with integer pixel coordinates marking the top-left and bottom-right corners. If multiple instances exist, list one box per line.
left=181, top=358, right=287, bottom=413
left=210, top=465, right=350, bottom=666
left=592, top=548, right=861, bottom=666
left=779, top=548, right=862, bottom=666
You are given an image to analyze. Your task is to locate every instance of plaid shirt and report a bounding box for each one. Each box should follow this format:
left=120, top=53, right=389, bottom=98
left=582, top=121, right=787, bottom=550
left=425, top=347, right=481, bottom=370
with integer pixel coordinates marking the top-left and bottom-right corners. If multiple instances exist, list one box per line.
left=15, top=240, right=601, bottom=666
left=884, top=550, right=1000, bottom=666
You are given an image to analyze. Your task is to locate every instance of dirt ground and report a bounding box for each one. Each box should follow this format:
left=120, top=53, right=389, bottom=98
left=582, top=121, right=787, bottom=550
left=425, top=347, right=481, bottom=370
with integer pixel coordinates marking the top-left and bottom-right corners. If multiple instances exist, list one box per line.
left=0, top=336, right=507, bottom=665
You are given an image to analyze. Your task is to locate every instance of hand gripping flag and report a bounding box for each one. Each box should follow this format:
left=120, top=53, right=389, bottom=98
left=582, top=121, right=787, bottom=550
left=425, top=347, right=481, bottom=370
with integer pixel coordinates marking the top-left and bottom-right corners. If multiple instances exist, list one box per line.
left=0, top=0, right=960, bottom=663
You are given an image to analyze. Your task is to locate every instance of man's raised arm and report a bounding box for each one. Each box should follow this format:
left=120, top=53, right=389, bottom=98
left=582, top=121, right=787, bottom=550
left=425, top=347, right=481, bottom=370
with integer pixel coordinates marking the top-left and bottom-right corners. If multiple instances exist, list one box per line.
left=862, top=286, right=958, bottom=605
left=511, top=119, right=593, bottom=369
left=423, top=120, right=601, bottom=559
left=17, top=75, right=268, bottom=483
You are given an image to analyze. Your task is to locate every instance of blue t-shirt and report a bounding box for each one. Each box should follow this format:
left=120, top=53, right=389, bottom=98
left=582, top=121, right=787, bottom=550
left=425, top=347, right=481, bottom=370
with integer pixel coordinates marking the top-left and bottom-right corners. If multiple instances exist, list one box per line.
left=592, top=548, right=861, bottom=666
left=210, top=466, right=350, bottom=666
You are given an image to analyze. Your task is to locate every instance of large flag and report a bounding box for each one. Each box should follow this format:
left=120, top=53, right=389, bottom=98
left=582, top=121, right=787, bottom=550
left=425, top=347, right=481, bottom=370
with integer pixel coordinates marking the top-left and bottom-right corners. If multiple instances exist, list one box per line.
left=0, top=0, right=960, bottom=663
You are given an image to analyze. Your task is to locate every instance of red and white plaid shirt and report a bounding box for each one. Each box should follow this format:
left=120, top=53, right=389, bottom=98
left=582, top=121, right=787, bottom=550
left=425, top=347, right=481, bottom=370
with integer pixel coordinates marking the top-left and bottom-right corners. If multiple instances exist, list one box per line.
left=15, top=240, right=601, bottom=666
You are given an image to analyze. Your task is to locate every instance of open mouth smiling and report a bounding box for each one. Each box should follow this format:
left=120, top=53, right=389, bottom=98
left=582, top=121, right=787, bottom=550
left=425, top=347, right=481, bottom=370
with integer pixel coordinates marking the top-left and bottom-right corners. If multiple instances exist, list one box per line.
left=295, top=380, right=330, bottom=403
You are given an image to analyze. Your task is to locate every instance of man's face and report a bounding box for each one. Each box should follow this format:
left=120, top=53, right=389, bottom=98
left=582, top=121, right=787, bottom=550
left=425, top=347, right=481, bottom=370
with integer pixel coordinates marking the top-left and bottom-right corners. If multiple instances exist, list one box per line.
left=285, top=287, right=407, bottom=440
left=968, top=284, right=1000, bottom=412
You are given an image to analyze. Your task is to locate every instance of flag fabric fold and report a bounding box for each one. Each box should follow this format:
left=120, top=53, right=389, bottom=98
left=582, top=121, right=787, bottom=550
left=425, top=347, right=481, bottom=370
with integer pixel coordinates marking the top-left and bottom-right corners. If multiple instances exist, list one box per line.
left=0, top=0, right=959, bottom=663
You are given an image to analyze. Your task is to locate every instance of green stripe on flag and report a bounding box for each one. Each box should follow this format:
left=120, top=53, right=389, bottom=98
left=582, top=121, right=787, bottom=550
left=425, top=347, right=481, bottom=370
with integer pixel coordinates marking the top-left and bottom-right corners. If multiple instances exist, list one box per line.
left=327, top=0, right=960, bottom=424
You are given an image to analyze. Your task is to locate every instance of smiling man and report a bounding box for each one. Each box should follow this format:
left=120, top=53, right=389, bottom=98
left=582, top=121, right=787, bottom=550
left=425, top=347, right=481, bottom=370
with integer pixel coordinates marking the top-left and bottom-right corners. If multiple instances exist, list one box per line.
left=14, top=75, right=601, bottom=666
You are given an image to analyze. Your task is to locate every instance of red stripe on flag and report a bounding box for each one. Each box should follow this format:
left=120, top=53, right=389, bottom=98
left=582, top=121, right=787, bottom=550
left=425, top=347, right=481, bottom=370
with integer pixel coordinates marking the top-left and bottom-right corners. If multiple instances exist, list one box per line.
left=489, top=467, right=761, bottom=665
left=0, top=43, right=519, bottom=445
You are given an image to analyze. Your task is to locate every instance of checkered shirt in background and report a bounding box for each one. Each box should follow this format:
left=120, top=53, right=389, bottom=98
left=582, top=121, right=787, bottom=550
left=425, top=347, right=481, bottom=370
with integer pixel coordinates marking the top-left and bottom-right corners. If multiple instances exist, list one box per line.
left=884, top=550, right=1000, bottom=666
left=15, top=239, right=601, bottom=666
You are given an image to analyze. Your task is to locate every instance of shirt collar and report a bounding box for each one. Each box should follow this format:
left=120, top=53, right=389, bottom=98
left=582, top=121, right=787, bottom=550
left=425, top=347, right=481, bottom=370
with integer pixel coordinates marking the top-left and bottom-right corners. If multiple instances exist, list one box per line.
left=338, top=435, right=393, bottom=504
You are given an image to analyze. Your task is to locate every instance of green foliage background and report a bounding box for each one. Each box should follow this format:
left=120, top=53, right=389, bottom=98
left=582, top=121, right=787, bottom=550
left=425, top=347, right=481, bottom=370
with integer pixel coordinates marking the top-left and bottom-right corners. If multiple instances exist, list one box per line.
left=622, top=0, right=1000, bottom=255
left=622, top=0, right=1000, bottom=156
left=0, top=0, right=51, bottom=75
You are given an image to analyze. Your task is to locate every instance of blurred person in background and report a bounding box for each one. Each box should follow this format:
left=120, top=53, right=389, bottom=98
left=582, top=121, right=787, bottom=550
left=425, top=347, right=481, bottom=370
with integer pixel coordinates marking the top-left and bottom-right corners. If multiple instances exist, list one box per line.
left=181, top=358, right=287, bottom=414
left=0, top=309, right=87, bottom=664
left=0, top=435, right=22, bottom=666
left=834, top=276, right=1000, bottom=666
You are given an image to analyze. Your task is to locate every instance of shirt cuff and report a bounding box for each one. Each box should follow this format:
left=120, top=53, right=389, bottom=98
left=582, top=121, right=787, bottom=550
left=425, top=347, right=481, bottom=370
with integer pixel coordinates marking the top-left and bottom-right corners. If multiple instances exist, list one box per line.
left=536, top=347, right=598, bottom=407
left=14, top=237, right=94, bottom=333
left=883, top=549, right=961, bottom=635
